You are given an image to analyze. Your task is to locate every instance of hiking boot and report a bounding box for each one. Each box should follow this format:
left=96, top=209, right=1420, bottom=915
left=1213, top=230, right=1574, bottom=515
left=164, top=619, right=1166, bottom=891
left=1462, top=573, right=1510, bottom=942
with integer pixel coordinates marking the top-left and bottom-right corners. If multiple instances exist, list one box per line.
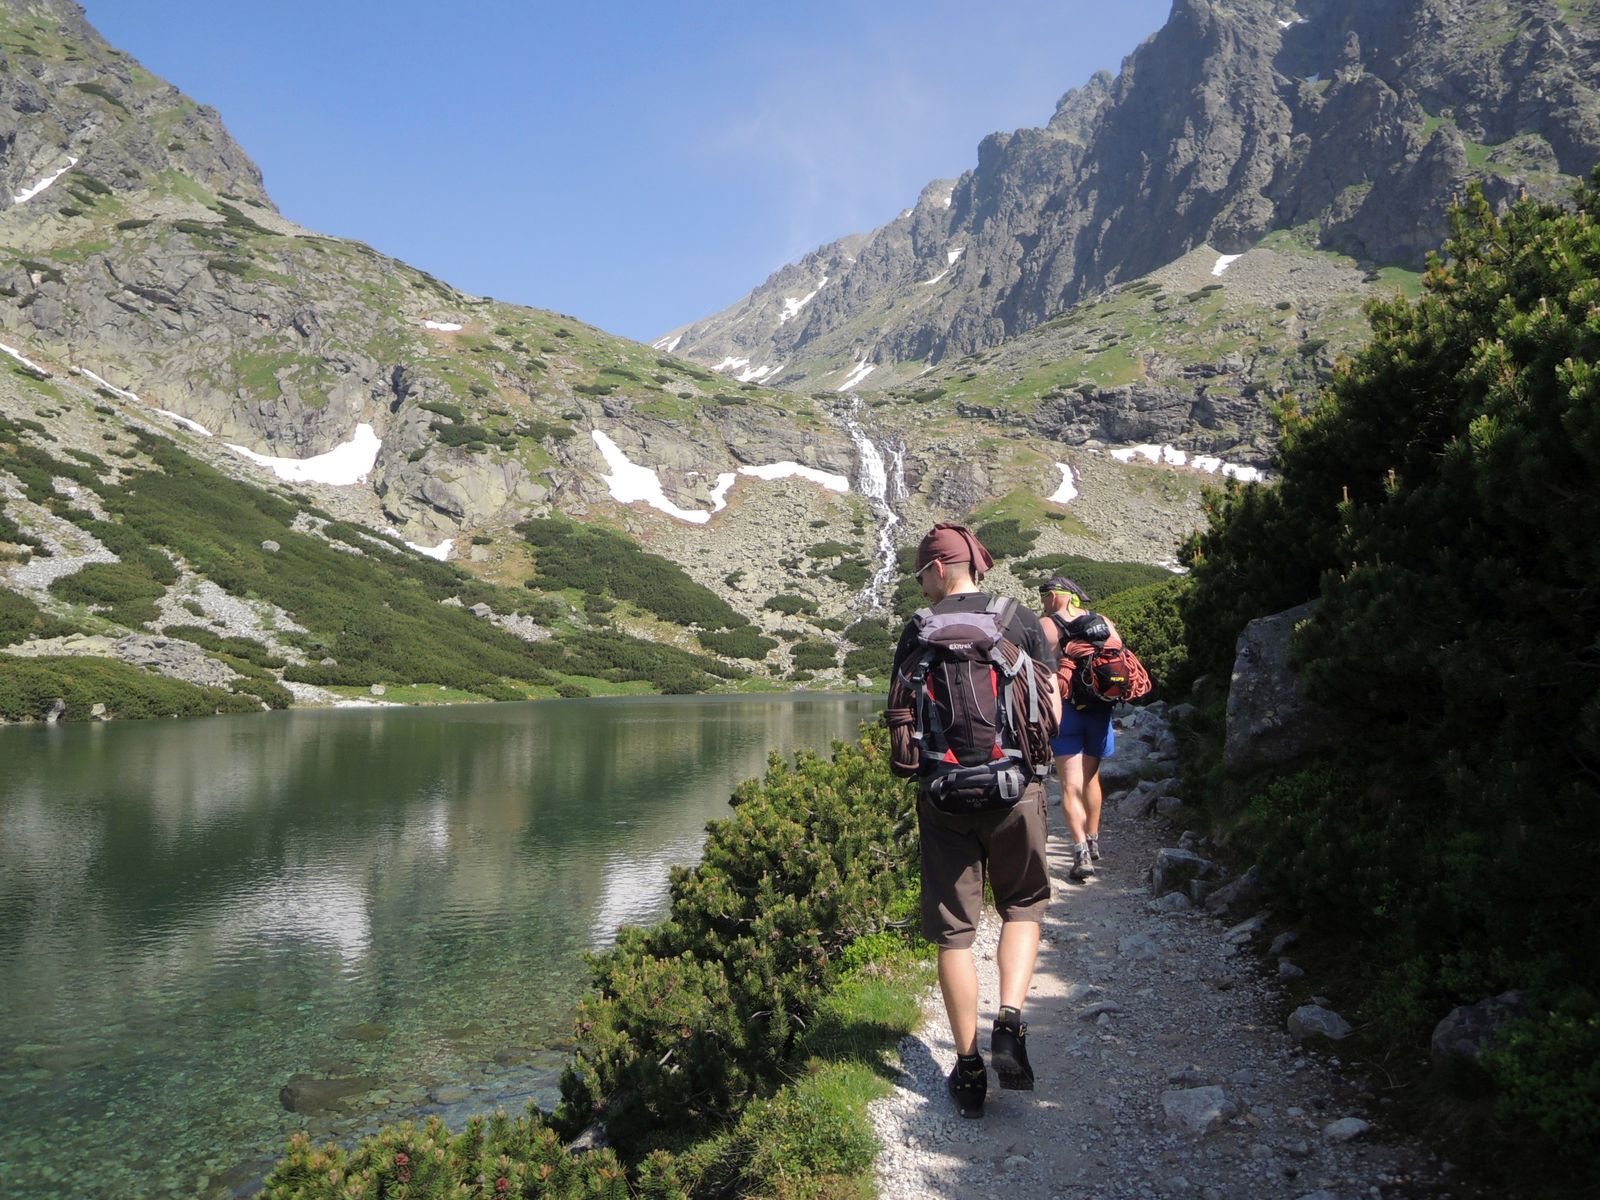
left=1069, top=842, right=1097, bottom=882
left=947, top=1052, right=987, bottom=1118
left=990, top=1009, right=1035, bottom=1091
left=1087, top=833, right=1102, bottom=862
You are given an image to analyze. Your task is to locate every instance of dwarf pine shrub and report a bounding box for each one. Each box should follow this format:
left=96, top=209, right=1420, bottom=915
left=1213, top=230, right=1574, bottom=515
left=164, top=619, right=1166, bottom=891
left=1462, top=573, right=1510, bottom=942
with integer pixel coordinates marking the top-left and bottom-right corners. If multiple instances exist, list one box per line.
left=1179, top=176, right=1600, bottom=1179
left=558, top=725, right=916, bottom=1152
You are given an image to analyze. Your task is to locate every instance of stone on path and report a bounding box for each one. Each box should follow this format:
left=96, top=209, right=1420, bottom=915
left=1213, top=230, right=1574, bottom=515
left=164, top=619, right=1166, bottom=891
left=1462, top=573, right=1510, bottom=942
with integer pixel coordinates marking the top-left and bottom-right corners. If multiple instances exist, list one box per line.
left=1118, top=932, right=1162, bottom=961
left=1160, top=1085, right=1235, bottom=1135
left=1205, top=865, right=1264, bottom=914
left=1223, top=911, right=1271, bottom=944
left=1323, top=1116, right=1372, bottom=1142
left=1288, top=1004, right=1353, bottom=1041
left=1149, top=847, right=1217, bottom=897
left=1148, top=891, right=1193, bottom=914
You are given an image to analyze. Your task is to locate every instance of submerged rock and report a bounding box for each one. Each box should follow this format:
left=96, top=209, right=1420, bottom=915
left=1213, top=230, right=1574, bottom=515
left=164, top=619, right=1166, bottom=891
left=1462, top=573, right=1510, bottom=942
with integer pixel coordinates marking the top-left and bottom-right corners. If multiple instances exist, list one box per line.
left=279, top=1074, right=380, bottom=1114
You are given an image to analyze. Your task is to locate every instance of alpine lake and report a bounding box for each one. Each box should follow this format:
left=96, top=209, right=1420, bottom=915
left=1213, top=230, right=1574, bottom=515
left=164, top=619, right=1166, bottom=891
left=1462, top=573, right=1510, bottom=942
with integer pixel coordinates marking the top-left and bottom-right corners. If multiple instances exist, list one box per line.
left=0, top=693, right=881, bottom=1199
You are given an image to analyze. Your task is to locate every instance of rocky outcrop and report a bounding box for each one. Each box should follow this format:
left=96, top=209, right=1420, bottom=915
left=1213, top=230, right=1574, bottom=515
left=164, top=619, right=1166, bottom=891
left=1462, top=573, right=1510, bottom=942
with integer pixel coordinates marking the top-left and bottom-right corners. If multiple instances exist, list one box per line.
left=668, top=0, right=1600, bottom=389
left=0, top=0, right=269, bottom=211
left=1223, top=601, right=1339, bottom=774
left=1430, top=990, right=1528, bottom=1070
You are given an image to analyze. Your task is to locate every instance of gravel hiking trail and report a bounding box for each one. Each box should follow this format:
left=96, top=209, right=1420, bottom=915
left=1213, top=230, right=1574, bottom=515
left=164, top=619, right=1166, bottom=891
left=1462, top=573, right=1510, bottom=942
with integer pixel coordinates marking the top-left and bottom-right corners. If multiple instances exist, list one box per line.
left=868, top=733, right=1453, bottom=1200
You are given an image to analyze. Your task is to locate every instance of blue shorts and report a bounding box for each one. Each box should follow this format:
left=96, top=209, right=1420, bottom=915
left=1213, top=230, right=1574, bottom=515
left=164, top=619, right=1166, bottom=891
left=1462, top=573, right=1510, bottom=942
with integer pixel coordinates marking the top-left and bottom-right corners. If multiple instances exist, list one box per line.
left=1052, top=706, right=1115, bottom=759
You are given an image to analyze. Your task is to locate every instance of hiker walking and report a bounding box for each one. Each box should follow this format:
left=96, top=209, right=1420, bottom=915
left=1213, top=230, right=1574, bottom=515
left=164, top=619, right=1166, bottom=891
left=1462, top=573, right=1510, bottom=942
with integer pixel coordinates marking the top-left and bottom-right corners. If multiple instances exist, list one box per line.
left=886, top=523, right=1059, bottom=1118
left=1039, top=576, right=1121, bottom=882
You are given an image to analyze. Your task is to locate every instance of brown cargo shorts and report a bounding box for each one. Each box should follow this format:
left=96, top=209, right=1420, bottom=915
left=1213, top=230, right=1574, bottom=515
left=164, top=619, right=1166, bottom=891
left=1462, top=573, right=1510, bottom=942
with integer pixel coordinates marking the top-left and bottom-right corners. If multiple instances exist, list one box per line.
left=917, top=780, right=1050, bottom=949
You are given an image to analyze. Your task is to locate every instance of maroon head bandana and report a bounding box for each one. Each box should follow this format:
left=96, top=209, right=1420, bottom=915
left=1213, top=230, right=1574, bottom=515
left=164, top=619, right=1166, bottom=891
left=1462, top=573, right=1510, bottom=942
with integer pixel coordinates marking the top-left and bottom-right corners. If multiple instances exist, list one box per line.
left=914, top=522, right=995, bottom=581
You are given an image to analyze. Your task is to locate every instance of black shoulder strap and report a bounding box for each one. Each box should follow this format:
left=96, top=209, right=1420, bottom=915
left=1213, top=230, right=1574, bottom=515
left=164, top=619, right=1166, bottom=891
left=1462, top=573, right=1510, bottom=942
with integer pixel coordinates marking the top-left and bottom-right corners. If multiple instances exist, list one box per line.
left=984, top=594, right=1016, bottom=622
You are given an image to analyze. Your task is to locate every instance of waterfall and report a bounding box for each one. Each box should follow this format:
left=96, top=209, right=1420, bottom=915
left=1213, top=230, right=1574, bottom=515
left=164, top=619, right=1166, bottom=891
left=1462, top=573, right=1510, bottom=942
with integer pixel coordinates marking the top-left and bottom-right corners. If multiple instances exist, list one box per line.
left=842, top=398, right=903, bottom=608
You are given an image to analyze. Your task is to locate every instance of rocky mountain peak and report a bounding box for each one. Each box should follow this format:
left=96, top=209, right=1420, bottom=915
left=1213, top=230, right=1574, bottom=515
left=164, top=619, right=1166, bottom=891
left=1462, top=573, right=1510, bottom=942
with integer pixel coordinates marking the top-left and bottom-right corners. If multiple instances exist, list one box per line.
left=666, top=0, right=1600, bottom=392
left=0, top=0, right=270, bottom=211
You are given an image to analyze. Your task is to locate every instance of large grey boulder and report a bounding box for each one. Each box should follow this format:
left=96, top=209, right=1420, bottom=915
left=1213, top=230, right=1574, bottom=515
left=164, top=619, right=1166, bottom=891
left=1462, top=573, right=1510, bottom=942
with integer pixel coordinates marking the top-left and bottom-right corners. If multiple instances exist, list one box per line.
left=1430, top=991, right=1528, bottom=1070
left=1205, top=865, right=1265, bottom=914
left=1115, top=776, right=1182, bottom=819
left=1149, top=848, right=1218, bottom=898
left=1288, top=1004, right=1353, bottom=1041
left=1223, top=603, right=1339, bottom=775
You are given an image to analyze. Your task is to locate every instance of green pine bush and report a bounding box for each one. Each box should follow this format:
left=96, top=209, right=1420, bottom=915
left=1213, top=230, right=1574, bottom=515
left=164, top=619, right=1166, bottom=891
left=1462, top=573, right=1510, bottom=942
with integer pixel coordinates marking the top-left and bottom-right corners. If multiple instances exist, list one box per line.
left=1179, top=175, right=1600, bottom=1179
left=558, top=726, right=916, bottom=1152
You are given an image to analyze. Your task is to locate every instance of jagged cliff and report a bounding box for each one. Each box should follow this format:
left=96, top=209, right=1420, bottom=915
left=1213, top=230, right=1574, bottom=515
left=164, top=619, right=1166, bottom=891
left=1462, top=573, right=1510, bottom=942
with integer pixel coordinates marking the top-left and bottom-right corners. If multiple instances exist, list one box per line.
left=664, top=0, right=1600, bottom=391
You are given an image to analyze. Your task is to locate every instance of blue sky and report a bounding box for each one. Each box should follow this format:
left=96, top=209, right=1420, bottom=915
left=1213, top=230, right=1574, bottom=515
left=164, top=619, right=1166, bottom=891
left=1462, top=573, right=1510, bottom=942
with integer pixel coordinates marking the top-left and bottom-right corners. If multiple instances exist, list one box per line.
left=81, top=2, right=1171, bottom=343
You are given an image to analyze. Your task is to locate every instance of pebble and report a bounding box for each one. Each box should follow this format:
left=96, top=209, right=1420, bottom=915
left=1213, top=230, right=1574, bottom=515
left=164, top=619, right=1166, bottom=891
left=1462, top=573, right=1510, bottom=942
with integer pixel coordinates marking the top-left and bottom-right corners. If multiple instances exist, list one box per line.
left=1323, top=1118, right=1371, bottom=1143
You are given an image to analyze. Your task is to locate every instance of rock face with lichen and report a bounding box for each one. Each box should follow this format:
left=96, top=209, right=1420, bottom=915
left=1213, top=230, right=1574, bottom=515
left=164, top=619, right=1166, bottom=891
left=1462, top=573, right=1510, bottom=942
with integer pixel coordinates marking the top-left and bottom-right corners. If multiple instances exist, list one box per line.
left=665, top=0, right=1600, bottom=391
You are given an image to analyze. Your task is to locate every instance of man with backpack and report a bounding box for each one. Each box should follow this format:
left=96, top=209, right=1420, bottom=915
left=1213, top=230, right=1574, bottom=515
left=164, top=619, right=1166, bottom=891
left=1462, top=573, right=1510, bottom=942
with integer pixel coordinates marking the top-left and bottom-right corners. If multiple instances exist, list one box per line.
left=1038, top=576, right=1141, bottom=883
left=886, top=523, right=1060, bottom=1119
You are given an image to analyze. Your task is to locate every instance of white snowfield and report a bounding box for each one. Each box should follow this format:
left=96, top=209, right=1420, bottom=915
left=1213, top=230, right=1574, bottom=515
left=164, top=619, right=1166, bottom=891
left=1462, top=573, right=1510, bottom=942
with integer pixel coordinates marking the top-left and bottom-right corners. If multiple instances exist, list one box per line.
left=1049, top=462, right=1078, bottom=504
left=713, top=354, right=784, bottom=382
left=72, top=366, right=137, bottom=402
left=0, top=341, right=49, bottom=375
left=1111, top=442, right=1268, bottom=483
left=1212, top=253, right=1243, bottom=276
left=593, top=429, right=848, bottom=525
left=592, top=429, right=716, bottom=525
left=779, top=278, right=826, bottom=324
left=1278, top=16, right=1307, bottom=29
left=155, top=409, right=213, bottom=437
left=651, top=334, right=683, bottom=354
left=837, top=360, right=876, bottom=392
left=943, top=189, right=955, bottom=209
left=736, top=461, right=849, bottom=491
left=946, top=247, right=965, bottom=265
left=12, top=156, right=78, bottom=205
left=224, top=423, right=382, bottom=486
left=405, top=537, right=453, bottom=561
left=922, top=269, right=950, bottom=286
left=421, top=320, right=463, bottom=332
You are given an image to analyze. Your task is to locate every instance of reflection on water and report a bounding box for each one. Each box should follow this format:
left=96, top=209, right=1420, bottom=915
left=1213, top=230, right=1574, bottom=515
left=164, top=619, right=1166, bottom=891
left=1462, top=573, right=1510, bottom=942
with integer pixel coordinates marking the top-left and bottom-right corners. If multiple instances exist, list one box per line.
left=0, top=694, right=879, bottom=1199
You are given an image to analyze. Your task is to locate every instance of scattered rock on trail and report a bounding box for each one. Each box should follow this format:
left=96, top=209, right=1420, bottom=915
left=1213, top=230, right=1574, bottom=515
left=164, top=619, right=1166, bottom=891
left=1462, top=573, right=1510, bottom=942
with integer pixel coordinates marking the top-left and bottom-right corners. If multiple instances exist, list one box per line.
left=1324, top=1116, right=1372, bottom=1142
left=1161, top=1085, right=1235, bottom=1135
left=867, top=700, right=1446, bottom=1200
left=1288, top=1004, right=1353, bottom=1041
left=1149, top=846, right=1218, bottom=897
left=1205, top=864, right=1264, bottom=914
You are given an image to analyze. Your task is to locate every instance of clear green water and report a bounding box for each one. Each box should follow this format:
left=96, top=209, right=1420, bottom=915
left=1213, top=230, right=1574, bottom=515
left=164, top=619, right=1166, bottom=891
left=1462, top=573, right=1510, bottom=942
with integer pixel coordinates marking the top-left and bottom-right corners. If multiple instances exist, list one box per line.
left=0, top=694, right=879, bottom=1199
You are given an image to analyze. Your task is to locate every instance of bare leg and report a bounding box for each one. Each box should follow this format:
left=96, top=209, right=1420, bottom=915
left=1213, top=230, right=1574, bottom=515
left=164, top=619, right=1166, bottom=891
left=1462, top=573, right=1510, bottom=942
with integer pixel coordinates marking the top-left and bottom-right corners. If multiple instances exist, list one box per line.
left=937, top=947, right=979, bottom=1055
left=1060, top=754, right=1089, bottom=844
left=1083, top=757, right=1103, bottom=839
left=997, top=920, right=1040, bottom=1011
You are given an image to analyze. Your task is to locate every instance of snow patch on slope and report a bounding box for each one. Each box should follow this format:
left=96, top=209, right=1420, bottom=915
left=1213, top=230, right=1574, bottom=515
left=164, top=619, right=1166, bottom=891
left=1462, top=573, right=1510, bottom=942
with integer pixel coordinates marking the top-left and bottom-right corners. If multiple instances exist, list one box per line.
left=225, top=424, right=382, bottom=486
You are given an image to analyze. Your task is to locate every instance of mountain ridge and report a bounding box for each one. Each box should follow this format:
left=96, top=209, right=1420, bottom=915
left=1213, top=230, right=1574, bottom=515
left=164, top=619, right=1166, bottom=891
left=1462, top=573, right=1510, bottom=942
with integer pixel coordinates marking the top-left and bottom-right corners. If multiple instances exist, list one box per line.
left=664, top=0, right=1600, bottom=392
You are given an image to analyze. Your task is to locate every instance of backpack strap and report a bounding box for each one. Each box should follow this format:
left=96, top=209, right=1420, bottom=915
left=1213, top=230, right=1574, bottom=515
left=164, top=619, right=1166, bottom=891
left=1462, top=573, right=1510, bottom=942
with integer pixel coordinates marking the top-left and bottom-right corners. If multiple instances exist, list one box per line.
left=908, top=645, right=945, bottom=754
